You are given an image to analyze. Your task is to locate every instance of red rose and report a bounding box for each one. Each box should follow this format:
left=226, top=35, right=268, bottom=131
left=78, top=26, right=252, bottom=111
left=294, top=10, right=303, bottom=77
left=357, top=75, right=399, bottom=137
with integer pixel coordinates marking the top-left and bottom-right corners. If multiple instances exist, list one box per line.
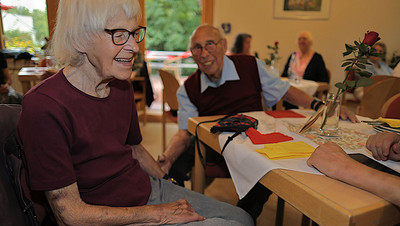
left=274, top=41, right=279, bottom=46
left=362, top=31, right=380, bottom=46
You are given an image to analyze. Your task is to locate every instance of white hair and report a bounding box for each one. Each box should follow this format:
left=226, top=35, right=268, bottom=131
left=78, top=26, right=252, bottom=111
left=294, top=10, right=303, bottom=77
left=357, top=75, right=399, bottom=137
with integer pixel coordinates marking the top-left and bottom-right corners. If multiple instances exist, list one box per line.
left=188, top=24, right=224, bottom=50
left=298, top=31, right=313, bottom=44
left=50, top=0, right=141, bottom=67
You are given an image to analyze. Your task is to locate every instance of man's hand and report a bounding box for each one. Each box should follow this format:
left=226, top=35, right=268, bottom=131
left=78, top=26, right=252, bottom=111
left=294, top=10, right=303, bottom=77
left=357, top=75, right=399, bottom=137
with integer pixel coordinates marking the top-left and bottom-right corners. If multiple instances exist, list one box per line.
left=0, top=84, right=9, bottom=94
left=307, top=142, right=355, bottom=180
left=157, top=153, right=172, bottom=174
left=366, top=132, right=400, bottom=161
left=157, top=199, right=205, bottom=225
left=339, top=106, right=359, bottom=123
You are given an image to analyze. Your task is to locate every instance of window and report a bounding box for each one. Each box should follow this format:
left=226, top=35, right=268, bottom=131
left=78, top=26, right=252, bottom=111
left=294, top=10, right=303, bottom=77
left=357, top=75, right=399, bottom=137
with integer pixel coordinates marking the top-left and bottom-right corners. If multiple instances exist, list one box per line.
left=1, top=0, right=48, bottom=55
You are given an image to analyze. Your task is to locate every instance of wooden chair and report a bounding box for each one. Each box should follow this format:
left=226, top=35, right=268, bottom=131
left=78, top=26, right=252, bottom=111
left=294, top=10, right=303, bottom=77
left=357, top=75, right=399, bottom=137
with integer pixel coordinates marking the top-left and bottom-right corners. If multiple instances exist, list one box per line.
left=357, top=77, right=400, bottom=119
left=342, top=74, right=393, bottom=105
left=363, top=75, right=393, bottom=94
left=381, top=93, right=400, bottom=119
left=158, top=69, right=179, bottom=151
left=133, top=76, right=147, bottom=125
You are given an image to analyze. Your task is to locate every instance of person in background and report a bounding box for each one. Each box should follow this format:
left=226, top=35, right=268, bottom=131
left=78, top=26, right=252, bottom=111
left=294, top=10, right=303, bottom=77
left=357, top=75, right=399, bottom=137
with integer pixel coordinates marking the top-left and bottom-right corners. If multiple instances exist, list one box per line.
left=281, top=31, right=329, bottom=83
left=17, top=1, right=253, bottom=225
left=230, top=33, right=252, bottom=55
left=308, top=132, right=400, bottom=206
left=353, top=42, right=394, bottom=100
left=280, top=31, right=329, bottom=109
left=158, top=24, right=358, bottom=220
left=0, top=52, right=22, bottom=104
left=366, top=42, right=393, bottom=75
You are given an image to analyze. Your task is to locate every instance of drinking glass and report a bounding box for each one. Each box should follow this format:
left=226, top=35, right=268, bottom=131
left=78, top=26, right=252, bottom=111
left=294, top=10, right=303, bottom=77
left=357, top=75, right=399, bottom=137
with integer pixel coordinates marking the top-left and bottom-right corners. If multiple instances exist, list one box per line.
left=320, top=93, right=340, bottom=136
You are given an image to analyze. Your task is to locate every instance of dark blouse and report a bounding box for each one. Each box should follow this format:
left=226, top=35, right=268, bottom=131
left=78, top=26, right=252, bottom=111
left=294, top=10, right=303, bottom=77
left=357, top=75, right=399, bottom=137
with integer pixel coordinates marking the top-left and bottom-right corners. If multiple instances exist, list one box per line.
left=281, top=52, right=329, bottom=83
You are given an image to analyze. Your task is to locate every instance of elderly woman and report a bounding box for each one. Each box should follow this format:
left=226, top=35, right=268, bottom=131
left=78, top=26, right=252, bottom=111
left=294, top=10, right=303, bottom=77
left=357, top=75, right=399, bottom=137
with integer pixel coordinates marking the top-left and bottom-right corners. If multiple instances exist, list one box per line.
left=17, top=0, right=253, bottom=225
left=281, top=31, right=329, bottom=83
left=366, top=42, right=393, bottom=75
left=230, top=33, right=252, bottom=55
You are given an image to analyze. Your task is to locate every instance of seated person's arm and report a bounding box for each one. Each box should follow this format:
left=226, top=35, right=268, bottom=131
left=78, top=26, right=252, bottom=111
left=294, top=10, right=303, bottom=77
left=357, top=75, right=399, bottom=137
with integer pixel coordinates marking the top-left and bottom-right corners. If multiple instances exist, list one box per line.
left=366, top=132, right=400, bottom=161
left=307, top=142, right=400, bottom=206
left=158, top=85, right=197, bottom=173
left=46, top=182, right=204, bottom=225
left=131, top=144, right=165, bottom=178
left=282, top=86, right=313, bottom=110
left=158, top=129, right=191, bottom=173
left=283, top=86, right=359, bottom=123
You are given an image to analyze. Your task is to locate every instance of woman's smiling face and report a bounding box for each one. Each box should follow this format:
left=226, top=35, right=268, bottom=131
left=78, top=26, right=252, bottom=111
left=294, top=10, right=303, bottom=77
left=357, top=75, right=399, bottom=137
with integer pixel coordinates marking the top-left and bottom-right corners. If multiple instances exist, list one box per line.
left=84, top=11, right=140, bottom=81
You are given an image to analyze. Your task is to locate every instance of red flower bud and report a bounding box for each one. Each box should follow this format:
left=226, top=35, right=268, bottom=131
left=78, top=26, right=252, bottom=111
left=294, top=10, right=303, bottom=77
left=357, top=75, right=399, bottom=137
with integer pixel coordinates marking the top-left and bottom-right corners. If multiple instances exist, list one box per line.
left=362, top=31, right=380, bottom=46
left=274, top=41, right=279, bottom=46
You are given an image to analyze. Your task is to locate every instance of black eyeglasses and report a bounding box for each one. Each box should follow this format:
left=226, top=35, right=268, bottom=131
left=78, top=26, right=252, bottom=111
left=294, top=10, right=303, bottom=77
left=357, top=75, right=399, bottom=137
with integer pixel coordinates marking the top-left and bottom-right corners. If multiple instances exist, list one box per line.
left=104, top=26, right=146, bottom=45
left=190, top=39, right=222, bottom=56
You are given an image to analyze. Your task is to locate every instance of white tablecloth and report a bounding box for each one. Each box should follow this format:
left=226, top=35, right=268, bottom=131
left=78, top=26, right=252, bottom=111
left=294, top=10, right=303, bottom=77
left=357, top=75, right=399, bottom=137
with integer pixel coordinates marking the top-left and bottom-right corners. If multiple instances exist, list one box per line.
left=219, top=110, right=400, bottom=199
left=288, top=79, right=319, bottom=96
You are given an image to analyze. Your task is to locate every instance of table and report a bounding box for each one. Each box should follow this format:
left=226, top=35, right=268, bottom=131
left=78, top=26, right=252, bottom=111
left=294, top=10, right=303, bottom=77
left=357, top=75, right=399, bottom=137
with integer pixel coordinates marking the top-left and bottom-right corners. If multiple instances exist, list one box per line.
left=188, top=114, right=400, bottom=226
left=18, top=67, right=50, bottom=94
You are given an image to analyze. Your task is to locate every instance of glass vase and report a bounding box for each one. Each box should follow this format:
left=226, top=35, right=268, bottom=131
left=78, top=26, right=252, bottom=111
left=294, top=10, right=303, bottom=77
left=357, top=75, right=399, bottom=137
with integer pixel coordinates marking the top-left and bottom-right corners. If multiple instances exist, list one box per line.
left=320, top=93, right=341, bottom=136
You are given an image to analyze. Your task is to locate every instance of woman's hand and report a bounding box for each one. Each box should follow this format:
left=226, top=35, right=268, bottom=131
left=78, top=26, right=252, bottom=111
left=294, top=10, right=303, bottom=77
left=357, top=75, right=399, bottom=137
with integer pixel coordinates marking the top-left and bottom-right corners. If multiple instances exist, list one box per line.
left=157, top=153, right=172, bottom=174
left=339, top=106, right=359, bottom=123
left=156, top=199, right=205, bottom=225
left=307, top=142, right=356, bottom=180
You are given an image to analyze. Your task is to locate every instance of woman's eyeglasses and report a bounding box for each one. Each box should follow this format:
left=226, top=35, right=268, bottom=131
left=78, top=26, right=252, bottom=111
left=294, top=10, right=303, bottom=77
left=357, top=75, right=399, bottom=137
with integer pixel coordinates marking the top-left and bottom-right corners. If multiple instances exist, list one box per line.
left=104, top=26, right=146, bottom=45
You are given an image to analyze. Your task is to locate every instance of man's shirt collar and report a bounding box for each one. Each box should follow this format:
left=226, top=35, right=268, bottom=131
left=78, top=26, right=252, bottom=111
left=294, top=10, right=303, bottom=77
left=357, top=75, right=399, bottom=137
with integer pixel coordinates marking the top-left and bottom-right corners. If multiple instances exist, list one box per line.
left=200, top=55, right=240, bottom=93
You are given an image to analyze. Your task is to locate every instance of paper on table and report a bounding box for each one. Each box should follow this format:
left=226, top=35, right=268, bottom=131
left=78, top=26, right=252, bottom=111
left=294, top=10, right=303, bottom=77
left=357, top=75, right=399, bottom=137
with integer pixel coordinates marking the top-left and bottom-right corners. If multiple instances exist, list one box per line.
left=378, top=117, right=400, bottom=128
left=256, top=141, right=315, bottom=160
left=265, top=110, right=306, bottom=118
left=245, top=127, right=293, bottom=144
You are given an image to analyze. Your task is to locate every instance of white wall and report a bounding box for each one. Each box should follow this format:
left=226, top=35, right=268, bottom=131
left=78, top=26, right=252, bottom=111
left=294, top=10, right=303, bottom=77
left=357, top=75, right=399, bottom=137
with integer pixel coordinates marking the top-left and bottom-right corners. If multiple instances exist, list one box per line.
left=213, top=0, right=400, bottom=90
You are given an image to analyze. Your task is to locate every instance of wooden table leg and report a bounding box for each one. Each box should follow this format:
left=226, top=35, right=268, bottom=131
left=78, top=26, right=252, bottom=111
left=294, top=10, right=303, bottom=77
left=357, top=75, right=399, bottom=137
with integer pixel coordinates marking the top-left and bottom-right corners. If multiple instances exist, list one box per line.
left=191, top=140, right=206, bottom=194
left=20, top=81, right=31, bottom=95
left=275, top=196, right=285, bottom=226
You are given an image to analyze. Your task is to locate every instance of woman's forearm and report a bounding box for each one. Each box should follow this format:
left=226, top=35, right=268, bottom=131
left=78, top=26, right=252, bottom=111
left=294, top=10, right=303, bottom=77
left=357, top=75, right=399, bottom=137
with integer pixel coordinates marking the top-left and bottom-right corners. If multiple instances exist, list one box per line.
left=131, top=144, right=165, bottom=178
left=339, top=162, right=400, bottom=206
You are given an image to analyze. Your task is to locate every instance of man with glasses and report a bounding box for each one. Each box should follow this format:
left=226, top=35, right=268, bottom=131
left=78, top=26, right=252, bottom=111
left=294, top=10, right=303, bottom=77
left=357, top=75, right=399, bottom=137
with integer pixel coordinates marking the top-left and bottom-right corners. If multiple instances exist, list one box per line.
left=158, top=25, right=358, bottom=220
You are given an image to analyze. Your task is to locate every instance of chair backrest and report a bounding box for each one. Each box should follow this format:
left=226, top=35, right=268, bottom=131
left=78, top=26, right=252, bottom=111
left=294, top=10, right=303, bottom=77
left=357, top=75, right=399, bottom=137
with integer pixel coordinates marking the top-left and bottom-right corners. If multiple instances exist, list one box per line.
left=357, top=77, right=400, bottom=119
left=363, top=75, right=393, bottom=94
left=159, top=69, right=180, bottom=110
left=381, top=93, right=400, bottom=119
left=0, top=104, right=52, bottom=225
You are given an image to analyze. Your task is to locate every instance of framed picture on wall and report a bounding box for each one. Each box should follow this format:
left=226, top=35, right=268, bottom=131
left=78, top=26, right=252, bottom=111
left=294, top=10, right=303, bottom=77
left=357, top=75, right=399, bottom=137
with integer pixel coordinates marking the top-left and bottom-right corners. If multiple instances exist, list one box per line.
left=274, top=0, right=331, bottom=20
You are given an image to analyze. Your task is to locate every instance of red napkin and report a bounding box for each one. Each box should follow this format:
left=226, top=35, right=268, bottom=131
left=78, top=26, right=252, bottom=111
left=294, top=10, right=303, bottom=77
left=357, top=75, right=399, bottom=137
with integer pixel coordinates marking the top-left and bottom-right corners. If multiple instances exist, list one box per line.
left=265, top=110, right=306, bottom=118
left=245, top=127, right=294, bottom=144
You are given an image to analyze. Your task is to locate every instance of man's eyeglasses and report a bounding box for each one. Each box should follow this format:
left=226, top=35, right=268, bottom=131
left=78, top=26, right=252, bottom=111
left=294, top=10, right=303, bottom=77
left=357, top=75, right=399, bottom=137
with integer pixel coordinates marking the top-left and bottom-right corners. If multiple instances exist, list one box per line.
left=104, top=26, right=146, bottom=45
left=190, top=39, right=222, bottom=56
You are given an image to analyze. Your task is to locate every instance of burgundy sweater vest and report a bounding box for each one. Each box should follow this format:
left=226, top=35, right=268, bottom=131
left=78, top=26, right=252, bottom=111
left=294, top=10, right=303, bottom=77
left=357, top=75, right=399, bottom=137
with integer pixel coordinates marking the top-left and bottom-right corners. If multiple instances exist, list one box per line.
left=184, top=55, right=262, bottom=116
